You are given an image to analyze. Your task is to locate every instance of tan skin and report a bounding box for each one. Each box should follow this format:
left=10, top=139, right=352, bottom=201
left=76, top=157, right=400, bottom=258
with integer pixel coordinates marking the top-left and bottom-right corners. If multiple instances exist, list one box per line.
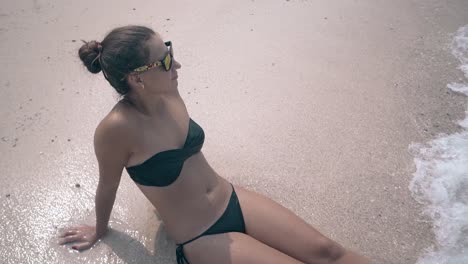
left=59, top=34, right=372, bottom=263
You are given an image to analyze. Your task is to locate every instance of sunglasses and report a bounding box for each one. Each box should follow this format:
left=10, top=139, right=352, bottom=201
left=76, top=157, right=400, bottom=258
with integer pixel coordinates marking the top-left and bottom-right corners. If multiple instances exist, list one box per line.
left=132, top=41, right=173, bottom=73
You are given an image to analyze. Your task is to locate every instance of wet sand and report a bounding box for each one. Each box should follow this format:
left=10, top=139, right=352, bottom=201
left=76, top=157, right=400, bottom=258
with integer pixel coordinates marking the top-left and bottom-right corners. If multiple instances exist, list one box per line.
left=1, top=0, right=467, bottom=263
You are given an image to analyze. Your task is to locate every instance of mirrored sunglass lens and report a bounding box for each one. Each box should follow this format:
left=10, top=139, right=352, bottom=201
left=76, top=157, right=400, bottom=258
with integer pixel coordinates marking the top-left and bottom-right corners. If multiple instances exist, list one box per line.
left=164, top=54, right=172, bottom=71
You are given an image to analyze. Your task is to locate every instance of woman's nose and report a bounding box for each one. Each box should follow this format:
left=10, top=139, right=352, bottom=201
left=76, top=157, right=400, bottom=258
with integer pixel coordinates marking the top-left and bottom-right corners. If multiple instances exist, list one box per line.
left=173, top=59, right=182, bottom=70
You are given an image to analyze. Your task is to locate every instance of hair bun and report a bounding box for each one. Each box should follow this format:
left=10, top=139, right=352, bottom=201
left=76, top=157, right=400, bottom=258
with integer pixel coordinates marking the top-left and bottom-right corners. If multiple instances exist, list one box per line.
left=78, top=40, right=102, bottom=74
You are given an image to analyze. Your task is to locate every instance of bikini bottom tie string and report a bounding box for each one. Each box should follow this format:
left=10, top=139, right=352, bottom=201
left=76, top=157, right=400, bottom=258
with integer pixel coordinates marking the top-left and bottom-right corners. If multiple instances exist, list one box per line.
left=176, top=245, right=189, bottom=264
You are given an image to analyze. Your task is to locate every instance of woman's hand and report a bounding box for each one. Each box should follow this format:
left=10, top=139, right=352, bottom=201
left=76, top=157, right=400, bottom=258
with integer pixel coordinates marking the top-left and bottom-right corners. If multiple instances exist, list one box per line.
left=58, top=225, right=101, bottom=251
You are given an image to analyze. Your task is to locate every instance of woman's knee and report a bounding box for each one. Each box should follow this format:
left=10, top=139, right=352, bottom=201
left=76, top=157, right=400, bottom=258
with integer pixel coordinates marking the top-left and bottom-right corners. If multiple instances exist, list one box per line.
left=305, top=238, right=346, bottom=264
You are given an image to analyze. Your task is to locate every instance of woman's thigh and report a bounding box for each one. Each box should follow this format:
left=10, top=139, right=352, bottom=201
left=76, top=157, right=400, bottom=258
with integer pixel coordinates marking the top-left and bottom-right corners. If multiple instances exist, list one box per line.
left=233, top=185, right=345, bottom=264
left=183, top=232, right=303, bottom=264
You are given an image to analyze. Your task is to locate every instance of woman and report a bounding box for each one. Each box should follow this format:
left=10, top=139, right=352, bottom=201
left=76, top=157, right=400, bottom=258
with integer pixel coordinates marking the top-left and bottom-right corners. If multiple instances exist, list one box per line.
left=59, top=25, right=371, bottom=264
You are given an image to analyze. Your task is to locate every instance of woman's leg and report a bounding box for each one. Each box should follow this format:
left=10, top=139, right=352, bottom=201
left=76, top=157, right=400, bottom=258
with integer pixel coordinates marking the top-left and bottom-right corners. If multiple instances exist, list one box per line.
left=234, top=185, right=372, bottom=264
left=182, top=232, right=304, bottom=264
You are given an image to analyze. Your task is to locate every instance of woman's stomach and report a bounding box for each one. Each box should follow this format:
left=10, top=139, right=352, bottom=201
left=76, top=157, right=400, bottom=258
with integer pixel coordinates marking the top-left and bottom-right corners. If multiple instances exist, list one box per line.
left=135, top=151, right=233, bottom=243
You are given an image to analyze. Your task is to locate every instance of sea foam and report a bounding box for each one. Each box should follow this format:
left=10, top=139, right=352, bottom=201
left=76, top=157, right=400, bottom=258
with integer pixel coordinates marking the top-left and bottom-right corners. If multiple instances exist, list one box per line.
left=409, top=25, right=468, bottom=264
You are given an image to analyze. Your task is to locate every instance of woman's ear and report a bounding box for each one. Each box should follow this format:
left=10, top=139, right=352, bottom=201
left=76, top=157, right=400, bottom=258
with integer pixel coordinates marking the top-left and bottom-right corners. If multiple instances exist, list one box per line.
left=126, top=73, right=143, bottom=89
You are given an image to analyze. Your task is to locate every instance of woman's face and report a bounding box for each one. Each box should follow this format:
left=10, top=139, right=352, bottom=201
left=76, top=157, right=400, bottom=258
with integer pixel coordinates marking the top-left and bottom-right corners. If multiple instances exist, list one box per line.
left=136, top=35, right=181, bottom=93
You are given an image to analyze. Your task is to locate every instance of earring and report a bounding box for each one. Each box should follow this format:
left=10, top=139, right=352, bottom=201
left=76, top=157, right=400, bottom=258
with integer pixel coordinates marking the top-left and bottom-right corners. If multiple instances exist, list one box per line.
left=141, top=84, right=145, bottom=90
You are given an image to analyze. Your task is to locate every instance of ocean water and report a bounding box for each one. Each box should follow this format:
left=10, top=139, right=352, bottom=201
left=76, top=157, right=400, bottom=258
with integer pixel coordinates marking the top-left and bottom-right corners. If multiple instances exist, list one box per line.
left=409, top=25, right=468, bottom=264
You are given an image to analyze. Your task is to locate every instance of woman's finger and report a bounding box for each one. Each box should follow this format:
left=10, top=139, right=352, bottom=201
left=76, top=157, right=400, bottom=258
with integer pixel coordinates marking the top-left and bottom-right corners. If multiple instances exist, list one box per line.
left=72, top=241, right=91, bottom=251
left=59, top=234, right=82, bottom=245
left=59, top=229, right=78, bottom=237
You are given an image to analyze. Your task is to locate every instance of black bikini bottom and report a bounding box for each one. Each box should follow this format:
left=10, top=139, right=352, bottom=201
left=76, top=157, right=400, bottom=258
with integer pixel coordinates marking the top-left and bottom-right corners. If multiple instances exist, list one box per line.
left=176, top=184, right=246, bottom=264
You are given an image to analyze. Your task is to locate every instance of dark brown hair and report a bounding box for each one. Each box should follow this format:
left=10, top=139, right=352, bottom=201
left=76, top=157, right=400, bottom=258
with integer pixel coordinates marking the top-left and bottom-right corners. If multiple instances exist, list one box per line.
left=78, top=25, right=155, bottom=95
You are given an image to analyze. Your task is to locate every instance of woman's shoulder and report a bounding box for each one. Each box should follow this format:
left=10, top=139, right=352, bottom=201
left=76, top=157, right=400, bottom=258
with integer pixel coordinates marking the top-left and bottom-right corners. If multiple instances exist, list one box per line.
left=97, top=103, right=133, bottom=130
left=94, top=102, right=139, bottom=151
left=93, top=103, right=138, bottom=175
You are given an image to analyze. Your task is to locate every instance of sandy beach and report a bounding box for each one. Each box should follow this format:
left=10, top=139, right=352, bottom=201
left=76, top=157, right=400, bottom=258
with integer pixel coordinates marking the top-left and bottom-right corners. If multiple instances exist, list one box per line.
left=1, top=0, right=467, bottom=263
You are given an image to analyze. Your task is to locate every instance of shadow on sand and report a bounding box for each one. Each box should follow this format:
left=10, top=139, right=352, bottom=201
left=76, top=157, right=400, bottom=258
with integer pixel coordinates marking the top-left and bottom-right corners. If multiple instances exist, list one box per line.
left=103, top=223, right=176, bottom=263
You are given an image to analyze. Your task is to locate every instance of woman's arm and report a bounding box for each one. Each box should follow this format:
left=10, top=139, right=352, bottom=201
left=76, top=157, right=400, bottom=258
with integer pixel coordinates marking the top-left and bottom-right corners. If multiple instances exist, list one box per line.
left=59, top=113, right=131, bottom=250
left=93, top=115, right=130, bottom=237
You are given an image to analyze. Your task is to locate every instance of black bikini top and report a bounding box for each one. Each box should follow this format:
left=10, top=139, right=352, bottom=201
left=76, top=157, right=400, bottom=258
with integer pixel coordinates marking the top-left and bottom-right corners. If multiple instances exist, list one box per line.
left=125, top=118, right=205, bottom=187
